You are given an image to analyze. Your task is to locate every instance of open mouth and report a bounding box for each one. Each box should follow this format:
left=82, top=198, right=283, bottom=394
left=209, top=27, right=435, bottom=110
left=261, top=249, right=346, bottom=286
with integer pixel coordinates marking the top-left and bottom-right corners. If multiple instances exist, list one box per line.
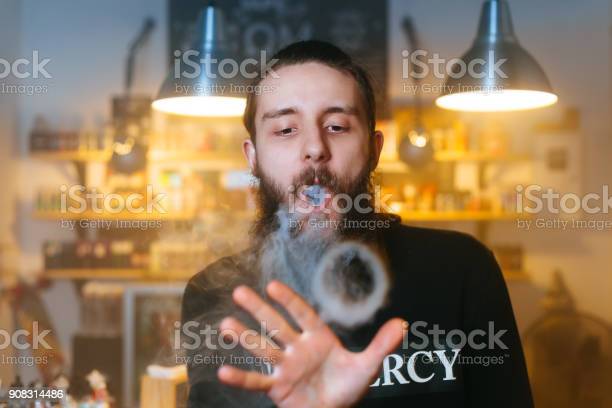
left=299, top=184, right=333, bottom=212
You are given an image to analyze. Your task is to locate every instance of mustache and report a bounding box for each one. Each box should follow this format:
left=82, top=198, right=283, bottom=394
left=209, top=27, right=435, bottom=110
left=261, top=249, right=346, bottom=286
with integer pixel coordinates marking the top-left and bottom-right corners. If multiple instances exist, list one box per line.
left=291, top=166, right=341, bottom=194
left=251, top=162, right=374, bottom=240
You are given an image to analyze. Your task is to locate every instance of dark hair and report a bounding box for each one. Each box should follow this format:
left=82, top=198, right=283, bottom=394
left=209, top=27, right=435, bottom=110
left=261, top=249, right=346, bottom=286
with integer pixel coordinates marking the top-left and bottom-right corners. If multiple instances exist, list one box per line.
left=243, top=40, right=376, bottom=144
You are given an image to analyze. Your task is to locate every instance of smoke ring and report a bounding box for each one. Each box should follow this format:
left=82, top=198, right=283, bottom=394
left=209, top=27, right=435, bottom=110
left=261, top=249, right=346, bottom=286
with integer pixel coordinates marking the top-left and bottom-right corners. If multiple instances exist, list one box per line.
left=312, top=241, right=389, bottom=328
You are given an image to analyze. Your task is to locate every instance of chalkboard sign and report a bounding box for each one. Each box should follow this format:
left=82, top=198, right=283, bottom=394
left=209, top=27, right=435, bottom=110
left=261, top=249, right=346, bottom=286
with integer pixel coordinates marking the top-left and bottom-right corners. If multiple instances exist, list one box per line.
left=168, top=0, right=388, bottom=116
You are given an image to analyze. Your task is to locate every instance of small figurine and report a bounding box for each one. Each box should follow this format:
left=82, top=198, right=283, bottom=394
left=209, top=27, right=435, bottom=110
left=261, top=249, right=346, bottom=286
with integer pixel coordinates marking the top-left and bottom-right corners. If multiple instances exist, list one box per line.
left=85, top=370, right=111, bottom=408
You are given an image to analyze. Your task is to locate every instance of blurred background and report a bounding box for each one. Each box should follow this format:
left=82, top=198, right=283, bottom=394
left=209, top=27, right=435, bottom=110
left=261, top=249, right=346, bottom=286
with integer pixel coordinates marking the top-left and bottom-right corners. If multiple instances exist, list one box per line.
left=0, top=0, right=610, bottom=407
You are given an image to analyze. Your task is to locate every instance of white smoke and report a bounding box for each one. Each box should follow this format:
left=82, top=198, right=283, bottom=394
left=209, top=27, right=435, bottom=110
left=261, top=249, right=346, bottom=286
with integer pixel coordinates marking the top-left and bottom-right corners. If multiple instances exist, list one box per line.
left=313, top=241, right=389, bottom=328
left=258, top=209, right=390, bottom=328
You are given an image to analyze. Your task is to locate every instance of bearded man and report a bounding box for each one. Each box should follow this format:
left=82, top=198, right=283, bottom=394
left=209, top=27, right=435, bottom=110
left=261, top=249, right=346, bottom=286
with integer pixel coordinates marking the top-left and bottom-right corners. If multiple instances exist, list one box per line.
left=181, top=40, right=533, bottom=408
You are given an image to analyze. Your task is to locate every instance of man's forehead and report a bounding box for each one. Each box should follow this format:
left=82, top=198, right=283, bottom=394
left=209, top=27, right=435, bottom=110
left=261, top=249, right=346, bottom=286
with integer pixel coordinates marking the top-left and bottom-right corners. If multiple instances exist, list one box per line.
left=256, top=62, right=363, bottom=121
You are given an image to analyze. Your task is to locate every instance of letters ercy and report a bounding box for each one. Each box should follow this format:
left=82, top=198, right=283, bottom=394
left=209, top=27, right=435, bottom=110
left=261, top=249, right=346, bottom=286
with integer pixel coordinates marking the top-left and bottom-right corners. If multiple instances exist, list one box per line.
left=368, top=348, right=462, bottom=397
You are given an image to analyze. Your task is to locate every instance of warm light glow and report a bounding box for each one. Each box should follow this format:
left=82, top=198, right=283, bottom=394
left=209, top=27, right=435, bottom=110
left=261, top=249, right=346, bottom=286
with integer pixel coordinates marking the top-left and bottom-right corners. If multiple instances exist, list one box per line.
left=435, top=89, right=558, bottom=112
left=409, top=131, right=428, bottom=147
left=112, top=137, right=135, bottom=156
left=152, top=96, right=246, bottom=117
left=389, top=201, right=403, bottom=214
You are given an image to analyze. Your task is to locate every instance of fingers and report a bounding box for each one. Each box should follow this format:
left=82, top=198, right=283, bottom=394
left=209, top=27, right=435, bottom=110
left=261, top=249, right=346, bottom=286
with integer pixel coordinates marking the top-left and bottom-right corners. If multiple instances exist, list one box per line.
left=233, top=285, right=300, bottom=345
left=266, top=280, right=322, bottom=332
left=219, top=317, right=283, bottom=364
left=361, top=318, right=406, bottom=365
left=218, top=365, right=274, bottom=392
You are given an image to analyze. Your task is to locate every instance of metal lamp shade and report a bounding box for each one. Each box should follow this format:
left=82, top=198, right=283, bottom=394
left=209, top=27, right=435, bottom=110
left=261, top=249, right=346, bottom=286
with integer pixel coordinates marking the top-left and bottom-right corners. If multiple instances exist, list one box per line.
left=398, top=130, right=434, bottom=169
left=152, top=4, right=246, bottom=116
left=436, top=0, right=558, bottom=112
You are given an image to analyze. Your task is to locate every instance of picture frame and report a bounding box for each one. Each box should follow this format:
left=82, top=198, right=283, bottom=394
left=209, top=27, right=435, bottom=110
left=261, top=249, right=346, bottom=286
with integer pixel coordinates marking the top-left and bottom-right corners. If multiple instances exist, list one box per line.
left=122, top=283, right=186, bottom=408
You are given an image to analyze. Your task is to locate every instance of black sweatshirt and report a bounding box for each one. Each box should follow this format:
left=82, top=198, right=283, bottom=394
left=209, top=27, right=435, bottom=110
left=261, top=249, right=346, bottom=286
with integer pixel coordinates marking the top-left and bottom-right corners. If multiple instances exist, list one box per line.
left=181, top=216, right=534, bottom=407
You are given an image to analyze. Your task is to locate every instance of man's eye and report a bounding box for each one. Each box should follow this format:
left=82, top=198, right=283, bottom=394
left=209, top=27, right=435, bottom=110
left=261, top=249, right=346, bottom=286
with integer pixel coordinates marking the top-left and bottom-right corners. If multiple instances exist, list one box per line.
left=275, top=127, right=296, bottom=137
left=326, top=125, right=348, bottom=133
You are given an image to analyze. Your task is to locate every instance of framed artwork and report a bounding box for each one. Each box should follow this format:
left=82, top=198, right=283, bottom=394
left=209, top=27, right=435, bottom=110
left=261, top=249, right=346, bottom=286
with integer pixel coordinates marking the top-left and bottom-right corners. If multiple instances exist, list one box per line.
left=122, top=283, right=186, bottom=408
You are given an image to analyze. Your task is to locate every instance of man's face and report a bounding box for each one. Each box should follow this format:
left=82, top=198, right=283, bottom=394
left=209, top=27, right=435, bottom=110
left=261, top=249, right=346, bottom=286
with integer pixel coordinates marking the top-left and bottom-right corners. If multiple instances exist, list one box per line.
left=243, top=62, right=383, bottom=223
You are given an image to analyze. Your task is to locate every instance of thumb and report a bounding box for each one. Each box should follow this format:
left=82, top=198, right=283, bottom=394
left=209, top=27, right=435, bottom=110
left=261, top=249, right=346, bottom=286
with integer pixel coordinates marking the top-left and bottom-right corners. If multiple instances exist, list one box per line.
left=361, top=318, right=406, bottom=366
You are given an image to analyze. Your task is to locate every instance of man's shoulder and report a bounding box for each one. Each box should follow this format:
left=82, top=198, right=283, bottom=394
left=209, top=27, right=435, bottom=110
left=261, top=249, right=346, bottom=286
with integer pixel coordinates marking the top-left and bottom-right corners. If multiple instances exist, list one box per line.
left=383, top=218, right=491, bottom=258
left=380, top=218, right=501, bottom=291
left=187, top=247, right=257, bottom=290
left=182, top=248, right=258, bottom=323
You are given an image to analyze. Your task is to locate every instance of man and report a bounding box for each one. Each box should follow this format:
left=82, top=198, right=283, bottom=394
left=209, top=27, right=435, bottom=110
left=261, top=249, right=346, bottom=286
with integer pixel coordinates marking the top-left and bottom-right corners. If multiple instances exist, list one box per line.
left=181, top=40, right=533, bottom=407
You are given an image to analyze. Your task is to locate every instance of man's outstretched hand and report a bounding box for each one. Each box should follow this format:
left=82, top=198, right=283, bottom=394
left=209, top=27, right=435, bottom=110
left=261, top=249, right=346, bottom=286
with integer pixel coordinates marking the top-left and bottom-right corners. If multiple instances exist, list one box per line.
left=217, top=280, right=405, bottom=408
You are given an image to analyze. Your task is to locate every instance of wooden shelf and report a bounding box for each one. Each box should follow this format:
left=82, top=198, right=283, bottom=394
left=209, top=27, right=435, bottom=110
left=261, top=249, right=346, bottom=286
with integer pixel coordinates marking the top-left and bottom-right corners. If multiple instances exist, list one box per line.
left=33, top=210, right=195, bottom=221
left=396, top=210, right=526, bottom=222
left=45, top=268, right=147, bottom=280
left=376, top=160, right=410, bottom=173
left=32, top=209, right=255, bottom=222
left=31, top=150, right=530, bottom=166
left=148, top=150, right=241, bottom=161
left=434, top=151, right=532, bottom=162
left=44, top=267, right=527, bottom=282
left=376, top=152, right=531, bottom=174
left=148, top=150, right=247, bottom=170
left=30, top=150, right=112, bottom=162
left=44, top=268, right=193, bottom=281
left=30, top=149, right=247, bottom=171
left=33, top=208, right=522, bottom=223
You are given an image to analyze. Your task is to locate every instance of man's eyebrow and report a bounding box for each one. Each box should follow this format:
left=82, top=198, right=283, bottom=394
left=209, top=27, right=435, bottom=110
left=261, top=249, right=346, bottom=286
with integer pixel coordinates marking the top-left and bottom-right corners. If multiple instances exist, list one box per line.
left=261, top=105, right=358, bottom=121
left=261, top=107, right=298, bottom=121
left=323, top=105, right=358, bottom=116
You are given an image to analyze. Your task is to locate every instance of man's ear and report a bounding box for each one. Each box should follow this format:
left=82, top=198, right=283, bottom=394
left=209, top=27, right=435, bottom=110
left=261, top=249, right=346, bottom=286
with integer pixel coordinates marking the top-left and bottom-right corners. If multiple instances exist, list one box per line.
left=243, top=138, right=257, bottom=172
left=371, top=130, right=384, bottom=168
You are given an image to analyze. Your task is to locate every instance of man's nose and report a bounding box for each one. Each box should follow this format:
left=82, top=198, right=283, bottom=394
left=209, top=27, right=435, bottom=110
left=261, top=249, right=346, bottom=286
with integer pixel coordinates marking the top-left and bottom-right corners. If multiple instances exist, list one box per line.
left=301, top=128, right=330, bottom=164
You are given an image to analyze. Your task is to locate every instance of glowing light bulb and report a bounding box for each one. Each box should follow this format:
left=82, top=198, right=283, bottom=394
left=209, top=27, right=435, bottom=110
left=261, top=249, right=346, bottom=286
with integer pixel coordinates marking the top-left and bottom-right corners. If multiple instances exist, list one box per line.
left=152, top=96, right=246, bottom=117
left=436, top=89, right=557, bottom=112
left=408, top=131, right=428, bottom=147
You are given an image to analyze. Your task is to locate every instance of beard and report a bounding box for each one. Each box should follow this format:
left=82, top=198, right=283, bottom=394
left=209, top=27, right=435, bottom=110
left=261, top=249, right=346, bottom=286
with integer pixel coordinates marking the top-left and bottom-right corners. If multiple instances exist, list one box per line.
left=251, top=160, right=390, bottom=328
left=251, top=161, right=375, bottom=240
